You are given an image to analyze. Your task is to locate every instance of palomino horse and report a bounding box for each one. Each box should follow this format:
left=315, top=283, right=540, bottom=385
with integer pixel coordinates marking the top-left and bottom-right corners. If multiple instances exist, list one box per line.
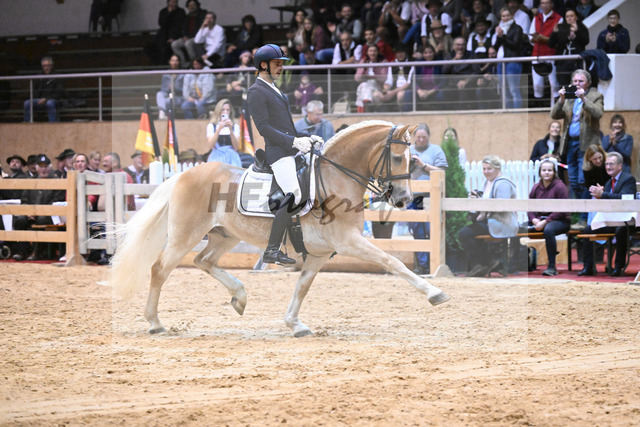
left=110, top=120, right=450, bottom=337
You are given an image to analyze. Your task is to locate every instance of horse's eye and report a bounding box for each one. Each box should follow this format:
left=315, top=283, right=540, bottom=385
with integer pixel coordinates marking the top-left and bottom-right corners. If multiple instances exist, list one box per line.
left=392, top=154, right=403, bottom=165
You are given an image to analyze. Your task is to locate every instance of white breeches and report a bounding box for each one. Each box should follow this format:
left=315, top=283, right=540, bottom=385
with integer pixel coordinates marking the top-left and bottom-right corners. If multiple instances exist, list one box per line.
left=271, top=156, right=302, bottom=205
left=532, top=60, right=559, bottom=100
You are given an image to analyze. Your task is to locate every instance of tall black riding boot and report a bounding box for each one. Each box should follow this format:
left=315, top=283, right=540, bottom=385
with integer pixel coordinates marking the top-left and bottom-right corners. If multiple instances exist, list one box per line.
left=262, top=194, right=296, bottom=265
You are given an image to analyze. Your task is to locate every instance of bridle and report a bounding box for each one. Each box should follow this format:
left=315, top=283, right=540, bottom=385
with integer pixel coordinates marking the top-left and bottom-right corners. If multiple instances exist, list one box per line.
left=313, top=125, right=411, bottom=212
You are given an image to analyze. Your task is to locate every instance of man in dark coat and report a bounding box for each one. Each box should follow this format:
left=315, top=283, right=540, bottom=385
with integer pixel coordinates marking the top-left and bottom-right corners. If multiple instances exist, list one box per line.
left=23, top=57, right=64, bottom=122
left=1, top=155, right=28, bottom=200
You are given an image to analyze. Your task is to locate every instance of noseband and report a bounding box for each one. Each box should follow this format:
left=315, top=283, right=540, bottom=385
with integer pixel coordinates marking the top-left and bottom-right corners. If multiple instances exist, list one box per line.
left=314, top=125, right=411, bottom=206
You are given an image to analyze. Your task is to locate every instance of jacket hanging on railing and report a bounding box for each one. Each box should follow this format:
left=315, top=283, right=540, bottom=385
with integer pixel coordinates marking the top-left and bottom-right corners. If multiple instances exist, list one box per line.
left=579, top=49, right=612, bottom=84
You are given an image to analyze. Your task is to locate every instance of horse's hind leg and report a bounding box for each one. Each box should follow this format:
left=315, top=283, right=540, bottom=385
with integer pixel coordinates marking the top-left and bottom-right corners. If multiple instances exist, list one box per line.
left=284, top=254, right=331, bottom=337
left=193, top=230, right=246, bottom=315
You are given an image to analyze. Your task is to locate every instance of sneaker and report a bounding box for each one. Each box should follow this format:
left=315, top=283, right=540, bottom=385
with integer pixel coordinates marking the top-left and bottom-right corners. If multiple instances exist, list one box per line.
left=571, top=220, right=587, bottom=230
left=542, top=267, right=558, bottom=276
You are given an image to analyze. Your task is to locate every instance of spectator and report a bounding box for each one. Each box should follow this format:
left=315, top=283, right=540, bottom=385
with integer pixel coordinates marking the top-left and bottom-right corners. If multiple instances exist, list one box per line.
left=11, top=154, right=66, bottom=261
left=156, top=54, right=185, bottom=120
left=179, top=149, right=200, bottom=166
left=72, top=153, right=89, bottom=173
left=441, top=36, right=476, bottom=110
left=181, top=57, right=215, bottom=119
left=458, top=155, right=518, bottom=277
left=100, top=152, right=135, bottom=211
left=402, top=0, right=429, bottom=48
left=474, top=46, right=500, bottom=109
left=54, top=148, right=76, bottom=179
left=602, top=114, right=633, bottom=175
left=527, top=159, right=570, bottom=276
left=530, top=0, right=563, bottom=102
left=420, top=1, right=453, bottom=51
left=23, top=56, right=64, bottom=123
left=492, top=7, right=526, bottom=109
left=87, top=151, right=104, bottom=173
left=379, top=0, right=412, bottom=44
left=125, top=150, right=150, bottom=184
left=194, top=11, right=226, bottom=68
left=415, top=44, right=444, bottom=109
left=596, top=9, right=630, bottom=54
left=206, top=98, right=242, bottom=168
left=89, top=0, right=123, bottom=32
left=224, top=14, right=263, bottom=68
left=153, top=0, right=186, bottom=65
left=328, top=3, right=364, bottom=44
left=462, top=0, right=497, bottom=38
left=441, top=0, right=465, bottom=36
left=363, top=26, right=395, bottom=62
left=171, top=0, right=207, bottom=68
left=506, top=0, right=531, bottom=34
left=217, top=50, right=253, bottom=109
left=574, top=0, right=598, bottom=21
left=530, top=120, right=562, bottom=162
left=327, top=31, right=363, bottom=102
left=286, top=8, right=308, bottom=58
left=381, top=43, right=415, bottom=111
left=275, top=45, right=299, bottom=100
left=354, top=44, right=389, bottom=112
left=408, top=123, right=448, bottom=274
left=294, top=100, right=335, bottom=142
left=466, top=15, right=493, bottom=59
left=551, top=69, right=603, bottom=198
left=297, top=16, right=331, bottom=65
left=578, top=152, right=635, bottom=277
left=581, top=144, right=608, bottom=201
left=548, top=8, right=589, bottom=87
left=26, top=155, right=39, bottom=178
left=423, top=19, right=453, bottom=59
left=1, top=155, right=28, bottom=200
left=294, top=74, right=324, bottom=113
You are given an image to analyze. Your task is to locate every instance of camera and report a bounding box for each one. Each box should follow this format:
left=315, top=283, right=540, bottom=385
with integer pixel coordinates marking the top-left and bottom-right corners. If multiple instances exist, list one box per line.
left=564, top=85, right=578, bottom=99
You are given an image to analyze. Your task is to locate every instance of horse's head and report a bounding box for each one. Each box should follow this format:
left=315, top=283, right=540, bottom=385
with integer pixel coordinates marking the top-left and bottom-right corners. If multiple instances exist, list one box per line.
left=372, top=124, right=416, bottom=209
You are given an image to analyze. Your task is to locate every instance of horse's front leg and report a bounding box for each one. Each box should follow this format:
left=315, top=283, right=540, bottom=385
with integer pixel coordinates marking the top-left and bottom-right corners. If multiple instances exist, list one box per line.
left=285, top=254, right=332, bottom=337
left=335, top=233, right=450, bottom=306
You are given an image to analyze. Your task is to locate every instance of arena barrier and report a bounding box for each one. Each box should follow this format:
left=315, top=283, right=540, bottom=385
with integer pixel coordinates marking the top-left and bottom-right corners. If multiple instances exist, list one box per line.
left=0, top=171, right=83, bottom=265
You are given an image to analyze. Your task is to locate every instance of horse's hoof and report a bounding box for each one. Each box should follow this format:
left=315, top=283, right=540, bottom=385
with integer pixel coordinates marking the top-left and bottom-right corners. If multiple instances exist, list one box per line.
left=149, top=326, right=166, bottom=334
left=428, top=292, right=451, bottom=306
left=294, top=329, right=313, bottom=338
left=231, top=296, right=245, bottom=315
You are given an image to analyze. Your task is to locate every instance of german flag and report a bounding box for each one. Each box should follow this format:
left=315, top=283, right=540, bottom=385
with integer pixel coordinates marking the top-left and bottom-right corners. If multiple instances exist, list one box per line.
left=134, top=95, right=160, bottom=166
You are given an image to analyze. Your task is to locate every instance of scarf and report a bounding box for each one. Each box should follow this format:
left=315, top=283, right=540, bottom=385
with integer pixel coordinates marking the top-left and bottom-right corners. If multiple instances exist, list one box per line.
left=499, top=19, right=514, bottom=34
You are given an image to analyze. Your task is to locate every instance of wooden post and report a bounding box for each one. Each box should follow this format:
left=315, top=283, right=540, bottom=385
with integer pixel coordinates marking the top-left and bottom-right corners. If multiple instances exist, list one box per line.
left=76, top=172, right=88, bottom=254
left=64, top=171, right=85, bottom=266
left=430, top=170, right=445, bottom=272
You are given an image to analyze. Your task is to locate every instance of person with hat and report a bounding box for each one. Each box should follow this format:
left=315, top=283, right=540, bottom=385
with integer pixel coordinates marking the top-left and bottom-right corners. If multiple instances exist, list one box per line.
left=529, top=0, right=563, bottom=103
left=26, top=155, right=39, bottom=178
left=462, top=0, right=497, bottom=38
left=466, top=15, right=492, bottom=58
left=247, top=44, right=321, bottom=265
left=54, top=148, right=76, bottom=178
left=421, top=19, right=453, bottom=58
left=12, top=154, right=66, bottom=261
left=420, top=0, right=453, bottom=50
left=1, top=155, right=28, bottom=200
left=125, top=150, right=150, bottom=184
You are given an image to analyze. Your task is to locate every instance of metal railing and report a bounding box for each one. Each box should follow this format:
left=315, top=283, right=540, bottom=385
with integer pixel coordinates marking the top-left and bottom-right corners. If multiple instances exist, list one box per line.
left=0, top=54, right=584, bottom=122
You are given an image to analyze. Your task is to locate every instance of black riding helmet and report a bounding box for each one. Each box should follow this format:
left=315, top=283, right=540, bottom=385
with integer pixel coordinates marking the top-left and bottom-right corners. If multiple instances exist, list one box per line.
left=254, top=44, right=290, bottom=72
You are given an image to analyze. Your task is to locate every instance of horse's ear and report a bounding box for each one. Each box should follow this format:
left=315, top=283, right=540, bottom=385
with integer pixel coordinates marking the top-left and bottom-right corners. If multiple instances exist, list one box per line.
left=396, top=124, right=415, bottom=139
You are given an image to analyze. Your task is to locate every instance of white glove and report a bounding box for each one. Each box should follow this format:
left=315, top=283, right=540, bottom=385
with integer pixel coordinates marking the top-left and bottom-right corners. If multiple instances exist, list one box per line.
left=310, top=135, right=324, bottom=148
left=292, top=136, right=313, bottom=154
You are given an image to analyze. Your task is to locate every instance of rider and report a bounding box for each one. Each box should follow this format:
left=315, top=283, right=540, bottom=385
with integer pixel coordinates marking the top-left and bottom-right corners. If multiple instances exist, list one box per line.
left=247, top=44, right=322, bottom=265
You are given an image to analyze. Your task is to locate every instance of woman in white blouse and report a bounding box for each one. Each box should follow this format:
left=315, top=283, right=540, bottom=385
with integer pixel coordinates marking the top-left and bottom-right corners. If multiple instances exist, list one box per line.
left=206, top=98, right=242, bottom=167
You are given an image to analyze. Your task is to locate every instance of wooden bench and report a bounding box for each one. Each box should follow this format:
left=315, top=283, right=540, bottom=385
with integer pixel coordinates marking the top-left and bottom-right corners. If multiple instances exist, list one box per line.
left=575, top=233, right=616, bottom=272
left=474, top=232, right=544, bottom=277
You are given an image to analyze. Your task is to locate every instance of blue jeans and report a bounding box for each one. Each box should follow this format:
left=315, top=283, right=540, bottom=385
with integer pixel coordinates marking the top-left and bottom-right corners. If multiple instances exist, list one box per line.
left=566, top=138, right=584, bottom=198
left=408, top=196, right=430, bottom=268
left=497, top=62, right=523, bottom=109
left=315, top=48, right=335, bottom=64
left=181, top=99, right=208, bottom=119
left=24, top=99, right=58, bottom=122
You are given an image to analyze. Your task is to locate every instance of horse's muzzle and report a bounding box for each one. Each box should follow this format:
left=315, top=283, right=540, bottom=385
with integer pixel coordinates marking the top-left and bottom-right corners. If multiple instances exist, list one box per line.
left=391, top=189, right=413, bottom=209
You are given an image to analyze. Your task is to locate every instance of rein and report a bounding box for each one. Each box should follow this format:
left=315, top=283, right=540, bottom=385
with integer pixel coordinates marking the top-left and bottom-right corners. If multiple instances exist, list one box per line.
left=313, top=125, right=411, bottom=217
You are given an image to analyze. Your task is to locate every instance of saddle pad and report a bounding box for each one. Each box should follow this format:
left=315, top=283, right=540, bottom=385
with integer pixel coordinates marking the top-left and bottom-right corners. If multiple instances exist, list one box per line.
left=237, top=157, right=316, bottom=218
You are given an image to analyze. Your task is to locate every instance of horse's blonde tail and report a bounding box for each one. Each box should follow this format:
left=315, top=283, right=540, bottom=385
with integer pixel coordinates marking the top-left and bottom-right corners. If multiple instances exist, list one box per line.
left=109, top=174, right=180, bottom=300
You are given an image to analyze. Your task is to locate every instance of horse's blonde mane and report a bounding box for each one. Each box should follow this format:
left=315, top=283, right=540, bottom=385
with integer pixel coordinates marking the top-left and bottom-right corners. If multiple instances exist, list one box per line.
left=321, top=120, right=395, bottom=154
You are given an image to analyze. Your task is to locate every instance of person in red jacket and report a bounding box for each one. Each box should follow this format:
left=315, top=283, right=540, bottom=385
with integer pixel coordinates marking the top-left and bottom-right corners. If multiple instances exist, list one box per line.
left=529, top=0, right=562, bottom=102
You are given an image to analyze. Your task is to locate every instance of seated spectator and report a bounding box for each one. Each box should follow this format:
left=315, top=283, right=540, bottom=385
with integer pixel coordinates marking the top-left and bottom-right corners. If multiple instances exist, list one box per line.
left=596, top=9, right=630, bottom=54
left=462, top=0, right=497, bottom=39
left=363, top=26, right=395, bottom=62
left=1, top=155, right=28, bottom=200
left=527, top=159, right=570, bottom=276
left=150, top=0, right=186, bottom=65
left=328, top=3, right=364, bottom=44
left=224, top=14, right=263, bottom=68
left=422, top=19, right=453, bottom=60
left=441, top=0, right=465, bottom=37
left=297, top=16, right=331, bottom=65
left=381, top=43, right=415, bottom=111
left=574, top=0, right=598, bottom=21
left=458, top=155, right=518, bottom=276
left=217, top=50, right=253, bottom=111
left=294, top=74, right=324, bottom=113
left=171, top=0, right=207, bottom=68
left=12, top=154, right=66, bottom=261
left=354, top=44, right=389, bottom=112
left=87, top=151, right=104, bottom=173
left=99, top=152, right=135, bottom=211
left=181, top=57, right=215, bottom=119
left=492, top=7, right=526, bottom=109
left=582, top=144, right=608, bottom=203
left=530, top=120, right=562, bottom=163
left=578, top=152, right=635, bottom=277
left=23, top=56, right=64, bottom=123
left=415, top=44, right=444, bottom=109
left=420, top=0, right=453, bottom=50
left=408, top=123, right=448, bottom=274
left=402, top=0, right=429, bottom=49
left=206, top=99, right=242, bottom=168
left=194, top=11, right=226, bottom=68
left=286, top=8, right=307, bottom=58
left=125, top=150, right=150, bottom=184
left=156, top=54, right=185, bottom=120
left=378, top=0, right=412, bottom=44
left=54, top=148, right=76, bottom=179
left=179, top=149, right=200, bottom=166
left=325, top=31, right=363, bottom=102
left=474, top=46, right=500, bottom=109
left=602, top=114, right=633, bottom=175
left=549, top=8, right=589, bottom=87
left=294, top=100, right=335, bottom=142
left=441, top=37, right=476, bottom=110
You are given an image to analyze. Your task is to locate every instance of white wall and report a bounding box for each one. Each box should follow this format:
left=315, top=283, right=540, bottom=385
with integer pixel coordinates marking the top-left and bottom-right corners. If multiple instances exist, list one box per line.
left=1, top=0, right=289, bottom=37
left=584, top=0, right=638, bottom=53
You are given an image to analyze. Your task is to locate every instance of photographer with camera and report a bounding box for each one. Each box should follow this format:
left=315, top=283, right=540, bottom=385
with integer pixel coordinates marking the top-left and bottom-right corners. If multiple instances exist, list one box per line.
left=550, top=69, right=603, bottom=199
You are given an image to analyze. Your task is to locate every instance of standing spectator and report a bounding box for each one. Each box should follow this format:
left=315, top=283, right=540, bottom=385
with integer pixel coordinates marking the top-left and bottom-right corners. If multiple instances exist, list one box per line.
left=578, top=152, right=635, bottom=277
left=379, top=0, right=412, bottom=44
left=171, top=0, right=207, bottom=69
left=328, top=3, right=364, bottom=44
left=125, top=151, right=150, bottom=184
left=181, top=57, right=215, bottom=119
left=530, top=0, right=563, bottom=103
left=294, top=100, right=335, bottom=142
left=507, top=0, right=531, bottom=34
left=527, top=159, right=570, bottom=276
left=293, top=74, right=324, bottom=113
left=87, top=151, right=104, bottom=173
left=156, top=54, right=185, bottom=120
left=596, top=9, right=630, bottom=54
left=548, top=8, right=589, bottom=87
left=224, top=14, right=263, bottom=68
left=23, top=57, right=64, bottom=123
left=492, top=7, right=526, bottom=109
left=354, top=44, right=389, bottom=112
left=1, top=155, right=28, bottom=200
left=381, top=43, right=415, bottom=111
left=574, top=0, right=598, bottom=21
left=153, top=0, right=186, bottom=65
left=530, top=120, right=562, bottom=162
left=551, top=69, right=603, bottom=198
left=408, top=123, right=448, bottom=274
left=206, top=99, right=242, bottom=167
left=602, top=114, right=634, bottom=175
left=194, top=11, right=226, bottom=68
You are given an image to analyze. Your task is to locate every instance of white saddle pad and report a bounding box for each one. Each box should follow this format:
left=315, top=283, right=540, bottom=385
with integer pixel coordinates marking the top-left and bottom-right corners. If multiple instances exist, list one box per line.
left=237, top=156, right=316, bottom=218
